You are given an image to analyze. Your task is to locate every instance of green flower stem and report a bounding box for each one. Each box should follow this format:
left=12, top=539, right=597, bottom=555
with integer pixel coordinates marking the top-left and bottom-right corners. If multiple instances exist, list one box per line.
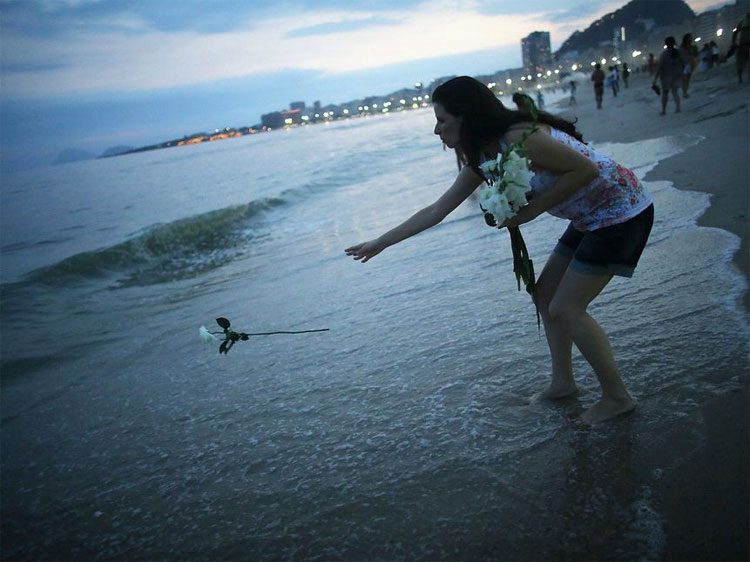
left=243, top=329, right=330, bottom=336
left=508, top=227, right=540, bottom=330
left=209, top=328, right=329, bottom=336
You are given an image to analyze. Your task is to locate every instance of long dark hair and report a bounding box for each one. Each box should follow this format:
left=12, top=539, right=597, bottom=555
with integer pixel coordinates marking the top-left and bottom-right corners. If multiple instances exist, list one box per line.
left=431, top=76, right=584, bottom=175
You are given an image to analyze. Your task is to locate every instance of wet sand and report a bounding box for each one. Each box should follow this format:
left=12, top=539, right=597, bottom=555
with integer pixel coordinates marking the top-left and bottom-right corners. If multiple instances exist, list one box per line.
left=552, top=64, right=749, bottom=560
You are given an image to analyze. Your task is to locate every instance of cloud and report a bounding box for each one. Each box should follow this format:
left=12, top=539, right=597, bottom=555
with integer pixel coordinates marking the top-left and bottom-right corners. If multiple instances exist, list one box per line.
left=1, top=0, right=618, bottom=100
left=1, top=1, right=546, bottom=100
left=285, top=16, right=402, bottom=38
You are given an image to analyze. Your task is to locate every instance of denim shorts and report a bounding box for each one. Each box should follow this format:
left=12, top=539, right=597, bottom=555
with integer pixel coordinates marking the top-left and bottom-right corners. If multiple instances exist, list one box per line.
left=553, top=204, right=654, bottom=277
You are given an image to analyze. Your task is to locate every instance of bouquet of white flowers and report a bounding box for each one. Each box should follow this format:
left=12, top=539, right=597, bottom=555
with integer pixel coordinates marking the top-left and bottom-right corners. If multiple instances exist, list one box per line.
left=477, top=128, right=539, bottom=328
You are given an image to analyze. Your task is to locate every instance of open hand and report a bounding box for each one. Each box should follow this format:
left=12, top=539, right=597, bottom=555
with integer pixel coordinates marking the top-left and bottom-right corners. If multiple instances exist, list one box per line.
left=345, top=239, right=384, bottom=263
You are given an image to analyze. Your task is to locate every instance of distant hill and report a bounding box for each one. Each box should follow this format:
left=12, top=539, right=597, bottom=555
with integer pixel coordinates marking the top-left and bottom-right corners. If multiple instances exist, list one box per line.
left=53, top=148, right=95, bottom=165
left=555, top=0, right=696, bottom=58
left=99, top=145, right=135, bottom=158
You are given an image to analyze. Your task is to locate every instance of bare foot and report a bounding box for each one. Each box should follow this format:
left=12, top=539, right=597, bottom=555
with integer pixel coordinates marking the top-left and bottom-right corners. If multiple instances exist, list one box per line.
left=528, top=381, right=579, bottom=403
left=578, top=396, right=636, bottom=425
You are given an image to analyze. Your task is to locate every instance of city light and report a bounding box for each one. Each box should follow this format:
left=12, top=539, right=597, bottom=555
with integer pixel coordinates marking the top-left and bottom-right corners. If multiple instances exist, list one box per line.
left=521, top=76, right=526, bottom=81
left=695, top=36, right=702, bottom=42
left=488, top=82, right=496, bottom=88
left=572, top=64, right=578, bottom=71
left=536, top=72, right=542, bottom=78
left=546, top=70, right=552, bottom=76
left=505, top=78, right=512, bottom=85
left=717, top=28, right=723, bottom=37
left=632, top=50, right=642, bottom=57
left=601, top=58, right=607, bottom=64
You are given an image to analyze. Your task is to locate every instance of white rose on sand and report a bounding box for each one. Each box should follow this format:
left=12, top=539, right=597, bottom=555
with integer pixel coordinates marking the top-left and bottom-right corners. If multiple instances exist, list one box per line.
left=199, top=325, right=219, bottom=343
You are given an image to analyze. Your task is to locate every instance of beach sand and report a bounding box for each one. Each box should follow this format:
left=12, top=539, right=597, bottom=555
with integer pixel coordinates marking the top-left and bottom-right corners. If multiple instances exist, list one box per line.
left=552, top=64, right=749, bottom=560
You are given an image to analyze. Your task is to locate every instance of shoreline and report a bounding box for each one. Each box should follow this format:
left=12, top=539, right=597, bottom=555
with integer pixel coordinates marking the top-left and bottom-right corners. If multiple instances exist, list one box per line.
left=553, top=64, right=749, bottom=560
left=553, top=64, right=749, bottom=310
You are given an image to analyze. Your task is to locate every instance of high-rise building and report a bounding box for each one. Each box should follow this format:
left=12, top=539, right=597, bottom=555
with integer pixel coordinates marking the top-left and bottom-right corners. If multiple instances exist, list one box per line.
left=521, top=31, right=552, bottom=77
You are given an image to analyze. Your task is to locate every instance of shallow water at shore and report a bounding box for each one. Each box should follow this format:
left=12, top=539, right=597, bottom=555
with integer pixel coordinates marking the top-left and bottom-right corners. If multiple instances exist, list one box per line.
left=1, top=110, right=747, bottom=559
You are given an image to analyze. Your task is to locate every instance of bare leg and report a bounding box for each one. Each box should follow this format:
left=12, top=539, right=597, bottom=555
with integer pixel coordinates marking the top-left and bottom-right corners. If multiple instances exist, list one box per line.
left=682, top=73, right=691, bottom=97
left=548, top=269, right=636, bottom=424
left=530, top=252, right=578, bottom=401
left=672, top=86, right=681, bottom=113
left=660, top=89, right=668, bottom=115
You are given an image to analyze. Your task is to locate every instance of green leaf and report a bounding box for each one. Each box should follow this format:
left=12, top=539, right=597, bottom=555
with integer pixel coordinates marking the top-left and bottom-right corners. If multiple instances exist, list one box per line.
left=216, top=317, right=231, bottom=330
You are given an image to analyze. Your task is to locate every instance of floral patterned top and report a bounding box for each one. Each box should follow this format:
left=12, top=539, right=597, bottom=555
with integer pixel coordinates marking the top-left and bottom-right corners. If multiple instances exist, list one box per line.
left=485, top=127, right=653, bottom=231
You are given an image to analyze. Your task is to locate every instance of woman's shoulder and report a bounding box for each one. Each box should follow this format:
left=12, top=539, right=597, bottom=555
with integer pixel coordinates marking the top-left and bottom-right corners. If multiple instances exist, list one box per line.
left=504, top=122, right=550, bottom=144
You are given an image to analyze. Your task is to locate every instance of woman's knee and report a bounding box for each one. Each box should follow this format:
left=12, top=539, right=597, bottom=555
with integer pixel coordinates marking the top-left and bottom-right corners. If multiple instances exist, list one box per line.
left=535, top=276, right=559, bottom=315
left=547, top=296, right=585, bottom=324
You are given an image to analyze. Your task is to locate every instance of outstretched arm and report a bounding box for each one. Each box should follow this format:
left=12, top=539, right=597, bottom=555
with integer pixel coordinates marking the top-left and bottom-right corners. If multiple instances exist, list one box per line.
left=345, top=166, right=483, bottom=262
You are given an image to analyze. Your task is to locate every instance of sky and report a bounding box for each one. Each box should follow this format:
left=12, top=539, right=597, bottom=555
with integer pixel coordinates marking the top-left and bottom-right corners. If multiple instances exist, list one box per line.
left=0, top=0, right=733, bottom=171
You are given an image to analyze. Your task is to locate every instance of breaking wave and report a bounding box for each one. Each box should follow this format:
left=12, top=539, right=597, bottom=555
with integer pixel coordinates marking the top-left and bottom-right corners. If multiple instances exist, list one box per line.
left=24, top=196, right=286, bottom=288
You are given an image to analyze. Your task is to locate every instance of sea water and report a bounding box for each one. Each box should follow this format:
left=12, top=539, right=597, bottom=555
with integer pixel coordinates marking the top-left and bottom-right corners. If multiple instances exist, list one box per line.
left=1, top=108, right=747, bottom=560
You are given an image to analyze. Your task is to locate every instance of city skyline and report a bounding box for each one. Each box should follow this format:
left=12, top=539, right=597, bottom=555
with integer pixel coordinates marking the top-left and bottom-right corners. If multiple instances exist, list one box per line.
left=0, top=0, right=734, bottom=171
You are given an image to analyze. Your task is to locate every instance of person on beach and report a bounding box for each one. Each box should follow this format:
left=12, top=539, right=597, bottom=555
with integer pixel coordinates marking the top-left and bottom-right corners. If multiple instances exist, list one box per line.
left=591, top=63, right=605, bottom=109
left=622, top=63, right=630, bottom=88
left=345, top=76, right=654, bottom=425
left=569, top=80, right=577, bottom=106
left=702, top=43, right=714, bottom=71
left=647, top=53, right=657, bottom=75
left=679, top=33, right=698, bottom=98
left=731, top=13, right=750, bottom=83
left=710, top=41, right=719, bottom=67
left=653, top=36, right=685, bottom=115
left=536, top=89, right=545, bottom=110
left=606, top=68, right=618, bottom=97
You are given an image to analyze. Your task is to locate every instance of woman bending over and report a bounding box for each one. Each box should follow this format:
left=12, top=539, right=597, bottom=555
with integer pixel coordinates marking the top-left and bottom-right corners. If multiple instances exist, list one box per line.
left=345, top=76, right=654, bottom=425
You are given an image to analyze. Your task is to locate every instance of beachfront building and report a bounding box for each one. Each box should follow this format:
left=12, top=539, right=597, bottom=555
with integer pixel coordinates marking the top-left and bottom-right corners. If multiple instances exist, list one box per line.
left=522, top=31, right=553, bottom=78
